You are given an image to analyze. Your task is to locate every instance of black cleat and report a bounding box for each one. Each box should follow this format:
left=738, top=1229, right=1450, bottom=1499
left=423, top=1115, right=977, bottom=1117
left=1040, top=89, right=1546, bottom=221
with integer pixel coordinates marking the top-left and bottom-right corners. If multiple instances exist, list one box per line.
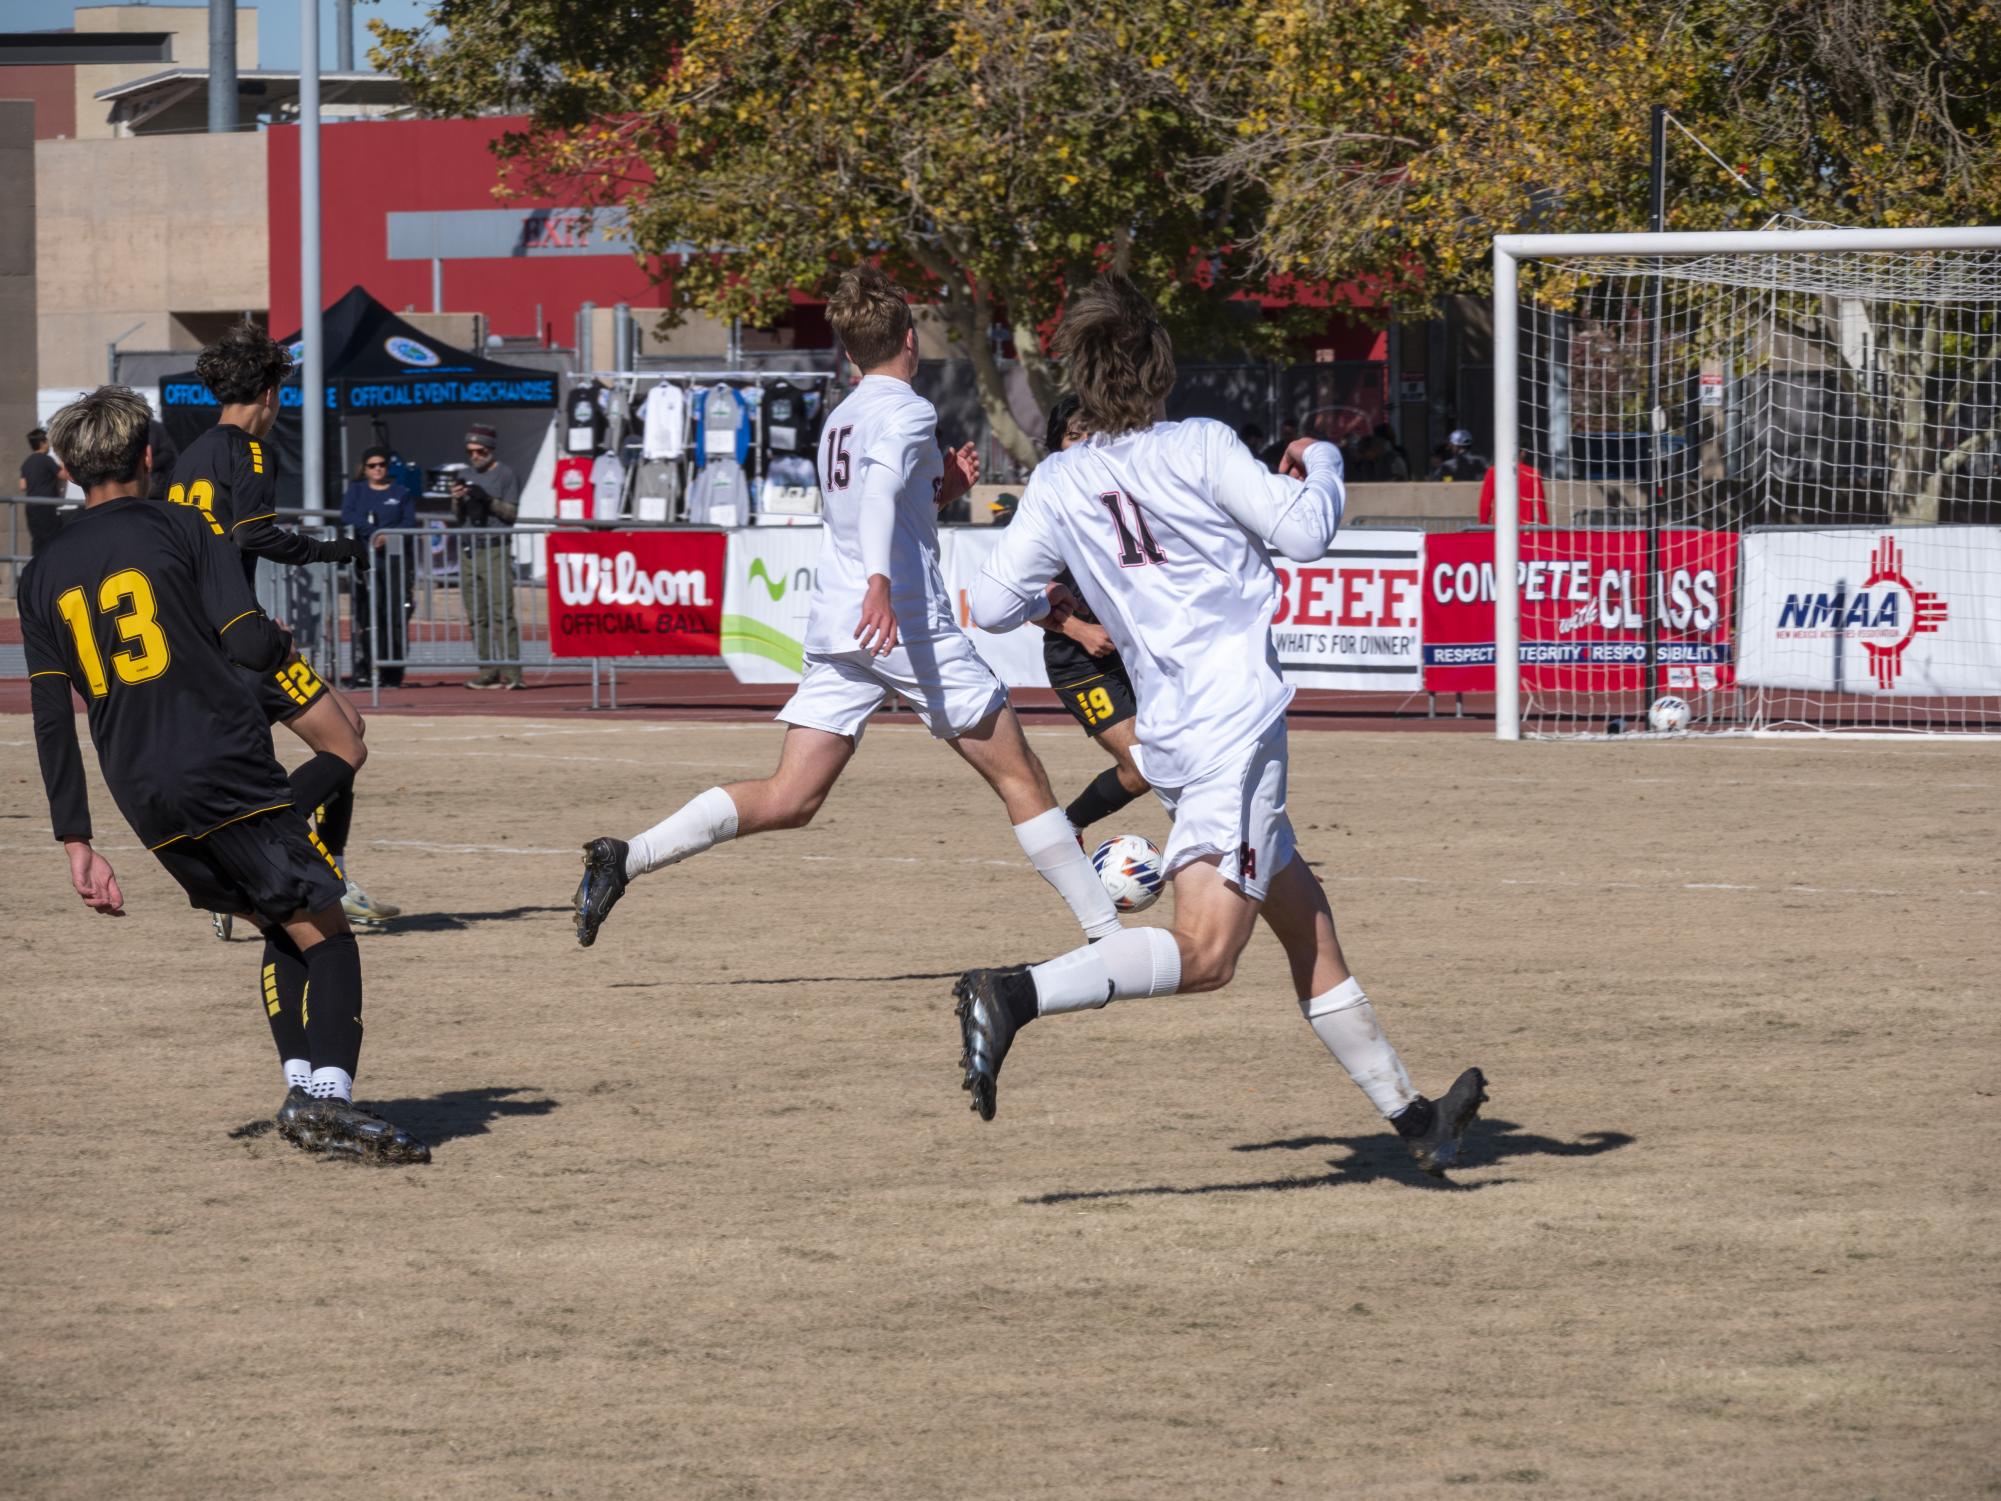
left=1392, top=1067, right=1489, bottom=1177
left=573, top=837, right=630, bottom=948
left=954, top=967, right=1034, bottom=1122
left=295, top=1097, right=432, bottom=1164
left=275, top=1086, right=323, bottom=1151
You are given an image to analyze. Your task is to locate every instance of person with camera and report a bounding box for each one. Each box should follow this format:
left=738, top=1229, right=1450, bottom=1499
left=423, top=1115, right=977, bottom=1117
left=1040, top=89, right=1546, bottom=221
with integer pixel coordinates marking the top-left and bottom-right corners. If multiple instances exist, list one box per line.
left=449, top=423, right=523, bottom=690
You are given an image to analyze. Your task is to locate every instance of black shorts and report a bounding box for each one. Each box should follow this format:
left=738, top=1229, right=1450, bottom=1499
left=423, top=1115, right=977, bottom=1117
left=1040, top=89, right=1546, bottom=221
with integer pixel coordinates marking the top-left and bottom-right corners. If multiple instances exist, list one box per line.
left=1050, top=660, right=1138, bottom=738
left=153, top=808, right=345, bottom=923
left=243, top=654, right=331, bottom=725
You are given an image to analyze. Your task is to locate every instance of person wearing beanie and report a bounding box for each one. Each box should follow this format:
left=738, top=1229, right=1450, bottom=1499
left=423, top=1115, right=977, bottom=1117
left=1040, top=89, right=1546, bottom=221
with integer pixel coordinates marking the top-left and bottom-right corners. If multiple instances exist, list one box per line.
left=449, top=424, right=523, bottom=689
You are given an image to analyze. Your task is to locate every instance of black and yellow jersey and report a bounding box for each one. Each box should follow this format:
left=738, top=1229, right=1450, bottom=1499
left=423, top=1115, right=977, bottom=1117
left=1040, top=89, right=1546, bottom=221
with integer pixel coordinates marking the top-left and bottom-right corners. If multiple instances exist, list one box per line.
left=169, top=423, right=345, bottom=586
left=19, top=497, right=295, bottom=849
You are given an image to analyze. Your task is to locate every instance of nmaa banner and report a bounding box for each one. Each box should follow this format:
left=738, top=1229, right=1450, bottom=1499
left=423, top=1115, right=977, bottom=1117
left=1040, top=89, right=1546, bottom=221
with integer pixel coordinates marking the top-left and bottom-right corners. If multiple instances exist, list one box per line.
left=1737, top=527, right=2001, bottom=694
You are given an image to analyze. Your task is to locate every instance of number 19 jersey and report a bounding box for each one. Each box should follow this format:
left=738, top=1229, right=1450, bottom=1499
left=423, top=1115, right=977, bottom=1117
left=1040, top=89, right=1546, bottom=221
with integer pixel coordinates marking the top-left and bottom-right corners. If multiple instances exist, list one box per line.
left=976, top=419, right=1345, bottom=788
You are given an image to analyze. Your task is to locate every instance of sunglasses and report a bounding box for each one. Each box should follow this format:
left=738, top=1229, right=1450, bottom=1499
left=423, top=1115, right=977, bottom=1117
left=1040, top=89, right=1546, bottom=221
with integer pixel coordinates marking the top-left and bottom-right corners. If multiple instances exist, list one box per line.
left=364, top=460, right=388, bottom=468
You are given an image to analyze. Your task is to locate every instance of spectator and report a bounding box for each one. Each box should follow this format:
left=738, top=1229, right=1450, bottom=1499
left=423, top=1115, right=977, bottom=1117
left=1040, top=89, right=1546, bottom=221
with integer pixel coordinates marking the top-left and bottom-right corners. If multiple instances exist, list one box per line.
left=1373, top=422, right=1412, bottom=481
left=1478, top=459, right=1551, bottom=525
left=1429, top=428, right=1489, bottom=483
left=341, top=445, right=419, bottom=687
left=1260, top=417, right=1299, bottom=472
left=1237, top=421, right=1267, bottom=455
left=1424, top=442, right=1454, bottom=481
left=18, top=428, right=69, bottom=557
left=449, top=423, right=524, bottom=690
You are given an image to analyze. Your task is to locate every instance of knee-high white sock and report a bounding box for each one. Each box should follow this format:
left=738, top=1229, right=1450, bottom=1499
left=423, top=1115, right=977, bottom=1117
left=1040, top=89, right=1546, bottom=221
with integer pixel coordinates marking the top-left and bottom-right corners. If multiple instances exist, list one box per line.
left=627, top=787, right=740, bottom=879
left=1029, top=928, right=1181, bottom=1014
left=1301, top=977, right=1417, bottom=1117
left=1015, top=807, right=1122, bottom=940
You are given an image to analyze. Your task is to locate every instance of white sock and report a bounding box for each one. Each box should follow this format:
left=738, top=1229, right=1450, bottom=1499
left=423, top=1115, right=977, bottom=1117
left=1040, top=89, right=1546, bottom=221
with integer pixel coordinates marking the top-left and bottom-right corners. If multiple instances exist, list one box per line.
left=627, top=786, right=740, bottom=879
left=1014, top=807, right=1122, bottom=940
left=308, top=1066, right=354, bottom=1103
left=1300, top=978, right=1416, bottom=1117
left=284, top=1059, right=312, bottom=1091
left=1030, top=928, right=1182, bottom=1015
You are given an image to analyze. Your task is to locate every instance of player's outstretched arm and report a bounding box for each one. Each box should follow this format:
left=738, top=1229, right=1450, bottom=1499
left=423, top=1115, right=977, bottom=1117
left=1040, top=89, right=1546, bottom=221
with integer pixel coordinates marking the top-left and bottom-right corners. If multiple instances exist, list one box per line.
left=21, top=602, right=103, bottom=898
left=971, top=488, right=1068, bottom=634
left=1209, top=424, right=1345, bottom=562
left=852, top=446, right=903, bottom=657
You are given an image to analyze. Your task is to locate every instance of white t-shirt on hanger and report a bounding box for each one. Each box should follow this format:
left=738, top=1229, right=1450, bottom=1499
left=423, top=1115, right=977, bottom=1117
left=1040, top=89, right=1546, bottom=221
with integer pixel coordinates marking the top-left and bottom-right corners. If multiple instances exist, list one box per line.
left=642, top=382, right=687, bottom=460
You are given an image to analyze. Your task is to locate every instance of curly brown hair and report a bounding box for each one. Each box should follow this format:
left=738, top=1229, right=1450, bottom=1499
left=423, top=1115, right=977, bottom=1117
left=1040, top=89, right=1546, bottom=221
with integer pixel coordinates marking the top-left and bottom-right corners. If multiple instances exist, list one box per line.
left=195, top=320, right=292, bottom=404
left=827, top=266, right=913, bottom=371
left=1052, top=276, right=1175, bottom=437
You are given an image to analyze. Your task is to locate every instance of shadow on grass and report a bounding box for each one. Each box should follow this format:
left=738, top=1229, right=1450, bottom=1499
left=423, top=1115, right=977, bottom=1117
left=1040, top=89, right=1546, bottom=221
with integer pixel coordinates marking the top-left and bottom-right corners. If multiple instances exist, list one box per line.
left=1023, top=1117, right=1633, bottom=1204
left=228, top=1086, right=558, bottom=1146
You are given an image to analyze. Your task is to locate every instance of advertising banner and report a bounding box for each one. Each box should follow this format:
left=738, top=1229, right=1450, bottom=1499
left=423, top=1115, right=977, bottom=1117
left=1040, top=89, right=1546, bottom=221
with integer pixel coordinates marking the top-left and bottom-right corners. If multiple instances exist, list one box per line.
left=1423, top=529, right=1736, bottom=693
left=1272, top=533, right=1425, bottom=690
left=546, top=531, right=726, bottom=658
left=720, top=528, right=826, bottom=682
left=942, top=527, right=1053, bottom=688
left=1737, top=527, right=2001, bottom=694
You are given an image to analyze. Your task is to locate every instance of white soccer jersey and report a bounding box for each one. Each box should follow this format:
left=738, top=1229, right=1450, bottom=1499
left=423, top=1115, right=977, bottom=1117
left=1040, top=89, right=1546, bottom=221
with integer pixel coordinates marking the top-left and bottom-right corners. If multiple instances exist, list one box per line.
left=803, top=374, right=951, bottom=654
left=972, top=420, right=1345, bottom=787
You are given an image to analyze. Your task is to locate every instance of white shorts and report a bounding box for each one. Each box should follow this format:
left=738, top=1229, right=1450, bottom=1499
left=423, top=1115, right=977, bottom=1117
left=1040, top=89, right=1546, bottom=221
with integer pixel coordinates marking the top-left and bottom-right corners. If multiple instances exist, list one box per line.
left=1153, top=714, right=1296, bottom=901
left=777, top=638, right=1009, bottom=743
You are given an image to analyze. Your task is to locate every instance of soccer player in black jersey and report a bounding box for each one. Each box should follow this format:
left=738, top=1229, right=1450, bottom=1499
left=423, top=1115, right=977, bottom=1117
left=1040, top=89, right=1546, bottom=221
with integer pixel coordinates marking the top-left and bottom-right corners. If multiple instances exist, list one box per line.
left=1036, top=395, right=1153, bottom=833
left=170, top=322, right=400, bottom=928
left=23, top=388, right=427, bottom=1162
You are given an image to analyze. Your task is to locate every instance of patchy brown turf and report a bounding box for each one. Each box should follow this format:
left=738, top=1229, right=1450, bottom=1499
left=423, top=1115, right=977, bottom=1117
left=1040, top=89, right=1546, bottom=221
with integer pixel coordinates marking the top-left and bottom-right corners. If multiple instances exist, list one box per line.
left=2, top=715, right=1995, bottom=1499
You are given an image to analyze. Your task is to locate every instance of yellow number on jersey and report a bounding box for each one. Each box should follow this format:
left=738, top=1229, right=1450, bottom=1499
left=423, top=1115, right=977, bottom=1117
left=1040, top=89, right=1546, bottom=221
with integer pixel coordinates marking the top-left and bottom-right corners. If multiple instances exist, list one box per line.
left=54, top=569, right=171, bottom=698
left=167, top=478, right=223, bottom=535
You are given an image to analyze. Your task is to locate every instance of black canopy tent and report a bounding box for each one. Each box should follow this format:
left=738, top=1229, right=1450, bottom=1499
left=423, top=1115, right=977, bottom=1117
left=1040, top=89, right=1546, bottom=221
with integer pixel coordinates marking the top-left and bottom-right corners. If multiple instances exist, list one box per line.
left=159, top=286, right=557, bottom=509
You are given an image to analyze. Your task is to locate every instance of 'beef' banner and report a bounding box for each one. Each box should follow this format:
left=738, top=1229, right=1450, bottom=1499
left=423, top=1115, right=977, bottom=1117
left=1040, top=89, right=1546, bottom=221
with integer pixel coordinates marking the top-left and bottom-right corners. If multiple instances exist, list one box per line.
left=1272, top=532, right=1426, bottom=690
left=1423, top=529, right=1736, bottom=693
left=547, top=531, right=727, bottom=657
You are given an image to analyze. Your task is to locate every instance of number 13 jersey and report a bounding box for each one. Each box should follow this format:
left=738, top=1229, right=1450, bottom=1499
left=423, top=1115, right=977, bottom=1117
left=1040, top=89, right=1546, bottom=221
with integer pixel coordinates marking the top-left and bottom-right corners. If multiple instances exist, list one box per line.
left=975, top=419, right=1346, bottom=787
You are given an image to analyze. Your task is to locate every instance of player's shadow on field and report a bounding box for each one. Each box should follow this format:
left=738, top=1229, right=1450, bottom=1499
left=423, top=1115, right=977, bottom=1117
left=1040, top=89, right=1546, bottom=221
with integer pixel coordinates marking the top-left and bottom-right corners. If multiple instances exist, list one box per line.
left=606, top=971, right=962, bottom=988
left=1023, top=1118, right=1633, bottom=1203
left=228, top=1086, right=557, bottom=1146
left=370, top=905, right=572, bottom=935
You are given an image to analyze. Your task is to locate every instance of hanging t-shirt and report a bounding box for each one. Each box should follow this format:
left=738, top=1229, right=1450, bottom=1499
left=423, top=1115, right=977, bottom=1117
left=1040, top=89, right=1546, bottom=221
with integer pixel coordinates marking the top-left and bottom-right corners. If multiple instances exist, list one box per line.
left=762, top=378, right=819, bottom=459
left=590, top=452, right=628, bottom=520
left=641, top=382, right=687, bottom=459
left=687, top=457, right=750, bottom=526
left=566, top=385, right=605, bottom=454
left=693, top=383, right=752, bottom=469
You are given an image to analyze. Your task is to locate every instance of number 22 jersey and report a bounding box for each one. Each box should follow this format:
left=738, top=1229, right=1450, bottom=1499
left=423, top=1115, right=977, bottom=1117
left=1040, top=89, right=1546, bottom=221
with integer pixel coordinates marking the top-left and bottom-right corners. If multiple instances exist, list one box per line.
left=974, top=419, right=1346, bottom=788
left=19, top=498, right=294, bottom=848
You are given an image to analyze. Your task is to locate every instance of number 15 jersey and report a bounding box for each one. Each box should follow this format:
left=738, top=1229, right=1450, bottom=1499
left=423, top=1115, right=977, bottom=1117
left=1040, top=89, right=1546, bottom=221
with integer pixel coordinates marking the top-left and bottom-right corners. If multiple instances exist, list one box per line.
left=972, top=420, right=1346, bottom=787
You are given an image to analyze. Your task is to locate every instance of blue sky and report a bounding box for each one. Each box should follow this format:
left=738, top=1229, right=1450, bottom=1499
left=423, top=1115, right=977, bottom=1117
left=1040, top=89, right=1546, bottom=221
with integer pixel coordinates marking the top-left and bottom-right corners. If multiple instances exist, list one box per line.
left=8, top=1, right=437, bottom=72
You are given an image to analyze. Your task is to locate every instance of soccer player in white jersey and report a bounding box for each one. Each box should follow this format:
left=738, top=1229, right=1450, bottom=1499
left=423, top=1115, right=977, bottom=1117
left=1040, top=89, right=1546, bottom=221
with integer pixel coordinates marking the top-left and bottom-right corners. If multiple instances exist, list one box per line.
left=571, top=267, right=1122, bottom=953
left=959, top=275, right=1487, bottom=1176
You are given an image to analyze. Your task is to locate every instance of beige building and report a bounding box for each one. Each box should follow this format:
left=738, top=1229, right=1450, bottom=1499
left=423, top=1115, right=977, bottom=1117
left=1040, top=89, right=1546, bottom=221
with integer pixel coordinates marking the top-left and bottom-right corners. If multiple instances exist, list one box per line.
left=70, top=4, right=258, bottom=140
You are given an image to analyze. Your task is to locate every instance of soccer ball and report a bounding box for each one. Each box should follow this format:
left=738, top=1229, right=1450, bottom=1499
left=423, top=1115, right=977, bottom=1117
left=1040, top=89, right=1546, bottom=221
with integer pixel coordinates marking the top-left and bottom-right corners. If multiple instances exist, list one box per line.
left=1092, top=834, right=1165, bottom=913
left=1647, top=695, right=1693, bottom=734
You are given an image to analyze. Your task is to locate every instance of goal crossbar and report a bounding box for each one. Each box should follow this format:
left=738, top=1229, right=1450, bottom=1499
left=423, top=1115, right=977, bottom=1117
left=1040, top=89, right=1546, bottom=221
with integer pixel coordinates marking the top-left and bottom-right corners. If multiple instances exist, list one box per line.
left=1491, top=226, right=2001, bottom=741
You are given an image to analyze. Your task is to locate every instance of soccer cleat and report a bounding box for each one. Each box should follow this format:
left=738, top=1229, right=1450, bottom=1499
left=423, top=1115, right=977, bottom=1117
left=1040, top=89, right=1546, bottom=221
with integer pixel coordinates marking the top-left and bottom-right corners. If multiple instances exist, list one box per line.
left=275, top=1086, right=324, bottom=1151
left=1392, top=1067, right=1489, bottom=1177
left=954, top=967, right=1035, bottom=1122
left=573, top=836, right=630, bottom=947
left=210, top=911, right=233, bottom=942
left=287, top=1096, right=431, bottom=1164
left=340, top=877, right=401, bottom=924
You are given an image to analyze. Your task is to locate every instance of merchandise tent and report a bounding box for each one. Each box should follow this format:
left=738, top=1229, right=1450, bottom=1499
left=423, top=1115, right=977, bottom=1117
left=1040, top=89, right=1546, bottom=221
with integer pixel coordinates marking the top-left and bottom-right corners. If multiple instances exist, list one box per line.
left=159, top=285, right=557, bottom=510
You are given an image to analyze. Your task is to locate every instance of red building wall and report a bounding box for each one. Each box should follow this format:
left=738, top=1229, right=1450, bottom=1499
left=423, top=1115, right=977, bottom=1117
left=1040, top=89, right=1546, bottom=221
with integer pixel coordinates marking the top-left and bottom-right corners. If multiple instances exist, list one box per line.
left=267, top=117, right=668, bottom=339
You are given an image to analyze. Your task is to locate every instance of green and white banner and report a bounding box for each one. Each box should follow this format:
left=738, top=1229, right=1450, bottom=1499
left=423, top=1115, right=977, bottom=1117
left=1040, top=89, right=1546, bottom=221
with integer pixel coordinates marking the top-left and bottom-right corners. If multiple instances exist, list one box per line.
left=721, top=528, right=825, bottom=682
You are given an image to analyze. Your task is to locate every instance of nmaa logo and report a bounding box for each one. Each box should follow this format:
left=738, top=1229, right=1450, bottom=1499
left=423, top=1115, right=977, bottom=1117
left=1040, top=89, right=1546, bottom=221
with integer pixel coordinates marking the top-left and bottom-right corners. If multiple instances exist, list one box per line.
left=555, top=550, right=711, bottom=608
left=1774, top=535, right=1947, bottom=689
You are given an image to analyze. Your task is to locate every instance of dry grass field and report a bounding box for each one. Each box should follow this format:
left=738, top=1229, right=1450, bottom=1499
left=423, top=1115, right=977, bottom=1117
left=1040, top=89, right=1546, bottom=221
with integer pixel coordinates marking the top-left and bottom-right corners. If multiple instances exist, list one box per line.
left=2, top=713, right=1996, bottom=1499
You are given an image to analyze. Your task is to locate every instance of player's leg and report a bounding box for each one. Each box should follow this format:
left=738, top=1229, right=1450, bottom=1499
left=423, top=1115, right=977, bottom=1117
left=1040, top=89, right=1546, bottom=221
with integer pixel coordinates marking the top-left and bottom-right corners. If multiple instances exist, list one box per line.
left=573, top=717, right=859, bottom=947
left=1258, top=855, right=1487, bottom=1175
left=947, top=704, right=1122, bottom=941
left=1065, top=716, right=1149, bottom=834
left=278, top=687, right=398, bottom=921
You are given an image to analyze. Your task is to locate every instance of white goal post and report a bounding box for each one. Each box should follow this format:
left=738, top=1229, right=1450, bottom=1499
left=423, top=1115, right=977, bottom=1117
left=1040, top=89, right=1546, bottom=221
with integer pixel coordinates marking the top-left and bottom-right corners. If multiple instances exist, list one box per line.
left=1491, top=226, right=2001, bottom=740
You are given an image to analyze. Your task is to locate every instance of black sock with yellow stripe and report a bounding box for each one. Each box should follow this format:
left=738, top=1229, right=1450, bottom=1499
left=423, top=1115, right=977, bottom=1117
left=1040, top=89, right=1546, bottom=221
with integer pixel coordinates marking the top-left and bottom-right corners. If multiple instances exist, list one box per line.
left=316, top=784, right=355, bottom=861
left=260, top=930, right=312, bottom=1089
left=302, top=931, right=365, bottom=1081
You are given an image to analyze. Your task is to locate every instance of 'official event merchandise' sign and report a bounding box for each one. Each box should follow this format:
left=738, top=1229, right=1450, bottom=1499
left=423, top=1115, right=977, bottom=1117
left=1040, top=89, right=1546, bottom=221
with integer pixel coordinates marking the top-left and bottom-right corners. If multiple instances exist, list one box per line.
left=1737, top=526, right=2001, bottom=694
left=1272, top=532, right=1425, bottom=691
left=1423, top=529, right=1737, bottom=693
left=547, top=531, right=726, bottom=657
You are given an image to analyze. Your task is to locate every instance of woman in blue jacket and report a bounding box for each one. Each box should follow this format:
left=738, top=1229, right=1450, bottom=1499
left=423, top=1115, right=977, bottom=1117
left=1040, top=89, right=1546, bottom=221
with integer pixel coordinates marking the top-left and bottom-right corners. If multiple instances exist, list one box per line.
left=340, top=445, right=419, bottom=686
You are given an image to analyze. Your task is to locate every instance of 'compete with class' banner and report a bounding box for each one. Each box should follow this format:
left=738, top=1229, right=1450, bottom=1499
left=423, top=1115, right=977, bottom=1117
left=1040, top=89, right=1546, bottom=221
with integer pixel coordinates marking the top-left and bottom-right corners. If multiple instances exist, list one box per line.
left=1423, top=529, right=1736, bottom=693
left=547, top=531, right=726, bottom=657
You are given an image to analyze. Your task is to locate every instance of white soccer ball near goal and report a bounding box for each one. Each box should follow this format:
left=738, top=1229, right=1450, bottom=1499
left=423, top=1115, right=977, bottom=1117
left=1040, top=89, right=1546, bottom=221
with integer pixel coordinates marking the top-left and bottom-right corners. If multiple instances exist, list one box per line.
left=1092, top=833, right=1165, bottom=913
left=1647, top=695, right=1693, bottom=734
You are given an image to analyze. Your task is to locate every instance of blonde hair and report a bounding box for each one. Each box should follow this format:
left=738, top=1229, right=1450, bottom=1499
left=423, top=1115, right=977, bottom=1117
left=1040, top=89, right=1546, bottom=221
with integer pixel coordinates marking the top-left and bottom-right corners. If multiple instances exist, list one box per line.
left=1052, top=276, right=1176, bottom=437
left=48, top=386, right=153, bottom=491
left=828, top=265, right=914, bottom=370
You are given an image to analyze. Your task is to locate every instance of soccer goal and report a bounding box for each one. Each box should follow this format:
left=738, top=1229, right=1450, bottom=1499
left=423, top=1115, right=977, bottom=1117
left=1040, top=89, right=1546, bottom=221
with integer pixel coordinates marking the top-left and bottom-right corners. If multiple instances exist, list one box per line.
left=1490, top=226, right=2001, bottom=740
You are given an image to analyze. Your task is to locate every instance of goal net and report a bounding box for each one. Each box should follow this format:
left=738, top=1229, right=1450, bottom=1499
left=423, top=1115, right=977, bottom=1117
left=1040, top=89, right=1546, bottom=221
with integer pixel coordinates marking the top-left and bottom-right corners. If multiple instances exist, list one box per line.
left=1492, top=228, right=2001, bottom=738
